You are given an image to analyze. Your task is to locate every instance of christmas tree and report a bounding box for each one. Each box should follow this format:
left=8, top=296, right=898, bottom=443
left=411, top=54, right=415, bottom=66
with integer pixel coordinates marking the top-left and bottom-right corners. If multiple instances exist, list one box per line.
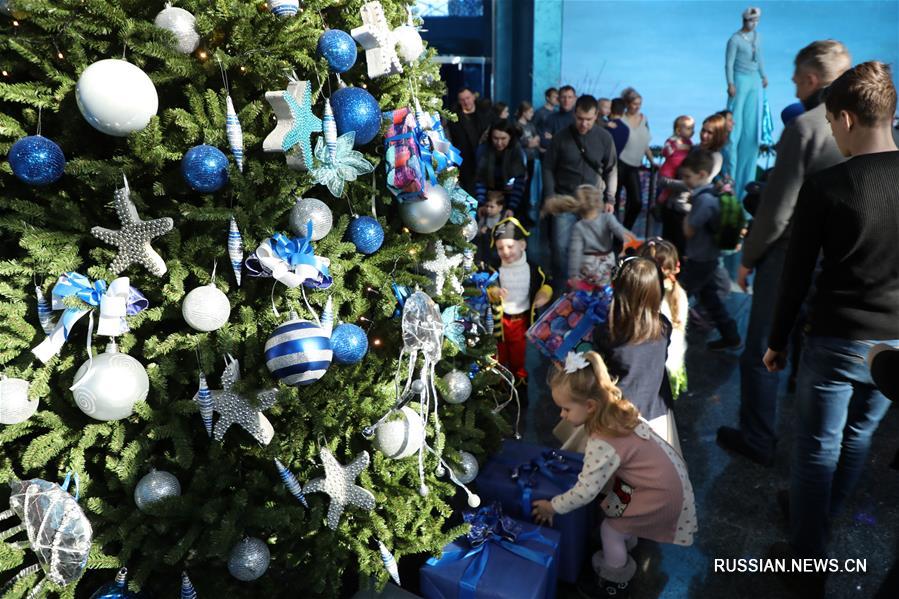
left=0, top=1, right=508, bottom=596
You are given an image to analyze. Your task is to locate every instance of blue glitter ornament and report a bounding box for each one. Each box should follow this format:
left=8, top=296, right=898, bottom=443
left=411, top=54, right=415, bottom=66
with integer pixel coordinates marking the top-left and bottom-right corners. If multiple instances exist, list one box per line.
left=347, top=215, right=384, bottom=254
left=9, top=135, right=65, bottom=186
left=317, top=29, right=357, bottom=73
left=331, top=323, right=368, bottom=365
left=89, top=567, right=141, bottom=599
left=330, top=86, right=381, bottom=146
left=181, top=144, right=229, bottom=193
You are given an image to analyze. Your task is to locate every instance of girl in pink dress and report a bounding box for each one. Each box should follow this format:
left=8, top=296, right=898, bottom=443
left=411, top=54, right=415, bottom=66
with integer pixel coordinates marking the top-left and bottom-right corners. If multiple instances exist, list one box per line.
left=532, top=351, right=697, bottom=598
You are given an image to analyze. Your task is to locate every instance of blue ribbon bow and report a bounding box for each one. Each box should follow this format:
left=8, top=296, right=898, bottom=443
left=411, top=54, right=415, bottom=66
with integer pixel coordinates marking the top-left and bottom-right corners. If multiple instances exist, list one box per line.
left=426, top=503, right=555, bottom=599
left=391, top=283, right=412, bottom=318
left=510, top=451, right=581, bottom=516
left=245, top=223, right=332, bottom=290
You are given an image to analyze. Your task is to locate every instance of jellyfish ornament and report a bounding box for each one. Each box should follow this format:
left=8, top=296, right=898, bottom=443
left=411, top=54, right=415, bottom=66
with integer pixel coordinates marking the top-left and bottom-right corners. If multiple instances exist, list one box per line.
left=0, top=477, right=93, bottom=598
left=395, top=290, right=445, bottom=496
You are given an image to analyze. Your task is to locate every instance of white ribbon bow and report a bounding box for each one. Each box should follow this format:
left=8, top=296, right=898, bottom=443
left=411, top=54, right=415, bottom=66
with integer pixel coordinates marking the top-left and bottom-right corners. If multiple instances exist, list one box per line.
left=563, top=351, right=590, bottom=374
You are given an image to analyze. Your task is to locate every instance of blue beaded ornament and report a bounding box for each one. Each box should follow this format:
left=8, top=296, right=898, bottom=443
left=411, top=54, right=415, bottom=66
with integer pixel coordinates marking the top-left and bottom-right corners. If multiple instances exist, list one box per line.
left=331, top=323, right=368, bottom=365
left=329, top=86, right=381, bottom=146
left=9, top=135, right=65, bottom=185
left=181, top=144, right=229, bottom=193
left=347, top=215, right=384, bottom=254
left=317, top=29, right=357, bottom=73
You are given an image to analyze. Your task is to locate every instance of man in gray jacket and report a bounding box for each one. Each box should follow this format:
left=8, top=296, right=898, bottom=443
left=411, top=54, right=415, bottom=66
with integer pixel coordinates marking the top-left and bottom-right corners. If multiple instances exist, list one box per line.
left=717, top=40, right=851, bottom=465
left=542, top=94, right=618, bottom=291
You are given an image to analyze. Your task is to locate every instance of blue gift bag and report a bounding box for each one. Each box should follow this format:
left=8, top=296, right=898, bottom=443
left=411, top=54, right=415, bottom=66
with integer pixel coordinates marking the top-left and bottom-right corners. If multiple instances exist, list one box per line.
left=420, top=504, right=560, bottom=599
left=475, top=440, right=594, bottom=583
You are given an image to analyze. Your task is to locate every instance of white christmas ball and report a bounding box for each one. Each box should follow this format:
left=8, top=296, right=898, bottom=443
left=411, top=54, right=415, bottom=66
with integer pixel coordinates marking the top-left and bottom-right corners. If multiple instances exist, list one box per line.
left=0, top=376, right=38, bottom=425
left=442, top=370, right=472, bottom=404
left=134, top=469, right=181, bottom=512
left=182, top=284, right=231, bottom=332
left=71, top=343, right=149, bottom=421
left=76, top=59, right=159, bottom=136
left=373, top=406, right=425, bottom=459
left=462, top=216, right=478, bottom=242
left=289, top=197, right=333, bottom=241
left=154, top=6, right=200, bottom=54
left=399, top=183, right=452, bottom=234
left=455, top=451, right=479, bottom=484
left=392, top=25, right=424, bottom=63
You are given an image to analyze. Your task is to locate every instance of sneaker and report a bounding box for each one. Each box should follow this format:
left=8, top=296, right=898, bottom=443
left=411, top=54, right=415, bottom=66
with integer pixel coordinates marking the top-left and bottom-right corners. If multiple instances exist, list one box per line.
left=707, top=336, right=742, bottom=351
left=716, top=426, right=775, bottom=467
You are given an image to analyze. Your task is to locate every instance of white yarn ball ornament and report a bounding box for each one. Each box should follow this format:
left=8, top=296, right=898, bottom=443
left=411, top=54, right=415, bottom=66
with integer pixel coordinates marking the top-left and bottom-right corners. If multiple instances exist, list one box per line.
left=76, top=59, right=159, bottom=136
left=182, top=284, right=231, bottom=332
left=0, top=376, right=38, bottom=424
left=71, top=343, right=149, bottom=421
left=373, top=406, right=425, bottom=459
left=392, top=25, right=424, bottom=63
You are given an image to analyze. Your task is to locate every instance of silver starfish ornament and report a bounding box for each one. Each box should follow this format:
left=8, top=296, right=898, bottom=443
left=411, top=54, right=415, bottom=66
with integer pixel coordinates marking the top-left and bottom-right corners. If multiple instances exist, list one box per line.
left=422, top=240, right=464, bottom=296
left=202, top=355, right=279, bottom=446
left=302, top=447, right=376, bottom=530
left=91, top=176, right=174, bottom=277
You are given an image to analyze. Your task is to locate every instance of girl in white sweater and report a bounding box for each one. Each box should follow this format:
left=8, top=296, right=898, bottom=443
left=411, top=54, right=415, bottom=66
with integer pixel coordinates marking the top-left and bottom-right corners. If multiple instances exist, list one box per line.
left=639, top=239, right=688, bottom=397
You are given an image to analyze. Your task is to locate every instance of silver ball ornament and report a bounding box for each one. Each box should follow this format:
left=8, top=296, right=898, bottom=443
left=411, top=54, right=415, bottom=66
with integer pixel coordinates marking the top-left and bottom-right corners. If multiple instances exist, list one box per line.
left=455, top=451, right=479, bottom=484
left=134, top=469, right=181, bottom=512
left=392, top=25, right=424, bottom=63
left=399, top=183, right=451, bottom=234
left=290, top=197, right=333, bottom=241
left=0, top=376, right=38, bottom=424
left=462, top=216, right=478, bottom=242
left=228, top=537, right=271, bottom=581
left=154, top=5, right=200, bottom=54
left=442, top=370, right=472, bottom=404
left=373, top=406, right=425, bottom=459
left=410, top=379, right=426, bottom=395
left=71, top=342, right=149, bottom=421
left=182, top=284, right=231, bottom=332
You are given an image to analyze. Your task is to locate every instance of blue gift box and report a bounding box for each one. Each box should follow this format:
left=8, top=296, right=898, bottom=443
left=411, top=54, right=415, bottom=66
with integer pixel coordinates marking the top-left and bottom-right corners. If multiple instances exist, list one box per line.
left=420, top=505, right=560, bottom=599
left=475, top=440, right=594, bottom=583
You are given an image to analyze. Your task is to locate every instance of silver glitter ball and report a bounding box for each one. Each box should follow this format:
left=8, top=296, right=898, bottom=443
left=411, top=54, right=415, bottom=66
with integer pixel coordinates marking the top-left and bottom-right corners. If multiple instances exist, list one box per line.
left=0, top=376, right=38, bottom=424
left=290, top=197, right=333, bottom=241
left=134, top=470, right=181, bottom=512
left=456, top=451, right=479, bottom=484
left=399, top=183, right=452, bottom=234
left=441, top=370, right=472, bottom=404
left=462, top=216, right=478, bottom=242
left=228, top=537, right=271, bottom=581
left=154, top=5, right=200, bottom=54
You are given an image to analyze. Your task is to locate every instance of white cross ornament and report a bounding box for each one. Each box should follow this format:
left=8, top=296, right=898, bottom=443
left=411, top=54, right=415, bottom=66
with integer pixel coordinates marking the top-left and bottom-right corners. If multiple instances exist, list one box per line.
left=351, top=1, right=403, bottom=79
left=423, top=240, right=464, bottom=296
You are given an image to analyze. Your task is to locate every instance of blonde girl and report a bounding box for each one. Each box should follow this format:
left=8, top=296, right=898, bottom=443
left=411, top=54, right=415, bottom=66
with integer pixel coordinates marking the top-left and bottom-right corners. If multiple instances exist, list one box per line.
left=567, top=184, right=637, bottom=287
left=532, top=352, right=696, bottom=598
left=638, top=238, right=689, bottom=397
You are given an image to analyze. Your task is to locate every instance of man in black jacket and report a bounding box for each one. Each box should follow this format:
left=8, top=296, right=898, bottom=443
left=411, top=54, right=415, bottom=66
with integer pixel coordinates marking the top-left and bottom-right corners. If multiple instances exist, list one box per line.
left=542, top=94, right=618, bottom=291
left=446, top=87, right=493, bottom=194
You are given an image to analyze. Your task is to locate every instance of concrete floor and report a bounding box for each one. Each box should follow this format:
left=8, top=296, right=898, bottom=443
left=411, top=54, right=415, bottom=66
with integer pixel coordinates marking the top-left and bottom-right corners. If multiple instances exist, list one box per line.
left=522, top=289, right=899, bottom=599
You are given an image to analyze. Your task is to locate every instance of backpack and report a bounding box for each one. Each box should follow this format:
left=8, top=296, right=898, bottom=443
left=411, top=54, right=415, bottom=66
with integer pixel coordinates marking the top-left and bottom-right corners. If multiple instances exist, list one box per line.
left=715, top=190, right=747, bottom=250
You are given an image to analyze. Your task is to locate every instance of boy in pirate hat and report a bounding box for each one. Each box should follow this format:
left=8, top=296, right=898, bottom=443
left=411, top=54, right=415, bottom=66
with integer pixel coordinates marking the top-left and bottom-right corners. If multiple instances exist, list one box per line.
left=487, top=217, right=553, bottom=381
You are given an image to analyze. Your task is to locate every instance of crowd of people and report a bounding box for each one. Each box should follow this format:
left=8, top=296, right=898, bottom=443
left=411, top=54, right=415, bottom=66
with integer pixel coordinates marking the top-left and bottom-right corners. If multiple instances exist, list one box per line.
left=444, top=30, right=899, bottom=599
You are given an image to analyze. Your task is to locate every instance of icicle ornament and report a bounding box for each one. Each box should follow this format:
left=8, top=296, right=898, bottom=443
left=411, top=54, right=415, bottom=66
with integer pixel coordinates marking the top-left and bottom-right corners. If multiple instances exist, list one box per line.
left=35, top=285, right=55, bottom=334
left=225, top=96, right=244, bottom=172
left=227, top=216, right=243, bottom=286
left=274, top=458, right=309, bottom=507
left=322, top=99, right=338, bottom=164
left=194, top=373, right=214, bottom=436
left=180, top=571, right=197, bottom=599
left=377, top=540, right=401, bottom=586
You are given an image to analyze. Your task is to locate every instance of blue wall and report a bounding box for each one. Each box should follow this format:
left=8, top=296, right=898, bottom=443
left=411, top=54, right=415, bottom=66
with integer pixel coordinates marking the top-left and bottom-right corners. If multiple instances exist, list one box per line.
left=556, top=0, right=899, bottom=145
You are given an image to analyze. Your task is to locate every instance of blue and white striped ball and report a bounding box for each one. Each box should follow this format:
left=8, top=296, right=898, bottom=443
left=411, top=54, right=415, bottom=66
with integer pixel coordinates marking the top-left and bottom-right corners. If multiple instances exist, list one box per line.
left=264, top=317, right=332, bottom=386
left=267, top=0, right=299, bottom=17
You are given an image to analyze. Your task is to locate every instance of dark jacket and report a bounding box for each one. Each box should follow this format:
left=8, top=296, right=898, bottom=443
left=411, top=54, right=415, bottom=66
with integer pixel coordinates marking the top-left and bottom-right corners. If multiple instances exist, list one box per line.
left=543, top=125, right=618, bottom=205
left=446, top=108, right=494, bottom=193
left=473, top=144, right=528, bottom=211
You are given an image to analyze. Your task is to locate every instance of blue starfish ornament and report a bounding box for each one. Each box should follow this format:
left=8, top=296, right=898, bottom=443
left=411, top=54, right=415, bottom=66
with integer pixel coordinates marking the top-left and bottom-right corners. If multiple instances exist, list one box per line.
left=263, top=74, right=322, bottom=171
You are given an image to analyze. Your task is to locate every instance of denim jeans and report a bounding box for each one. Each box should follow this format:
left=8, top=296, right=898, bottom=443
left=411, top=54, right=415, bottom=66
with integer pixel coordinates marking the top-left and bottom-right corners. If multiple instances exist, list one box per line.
left=790, top=336, right=896, bottom=558
left=738, top=244, right=787, bottom=457
left=551, top=212, right=577, bottom=291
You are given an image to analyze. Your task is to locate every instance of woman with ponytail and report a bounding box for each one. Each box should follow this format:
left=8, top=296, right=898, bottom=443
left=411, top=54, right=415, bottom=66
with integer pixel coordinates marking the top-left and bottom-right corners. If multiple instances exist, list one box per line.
left=532, top=351, right=697, bottom=599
